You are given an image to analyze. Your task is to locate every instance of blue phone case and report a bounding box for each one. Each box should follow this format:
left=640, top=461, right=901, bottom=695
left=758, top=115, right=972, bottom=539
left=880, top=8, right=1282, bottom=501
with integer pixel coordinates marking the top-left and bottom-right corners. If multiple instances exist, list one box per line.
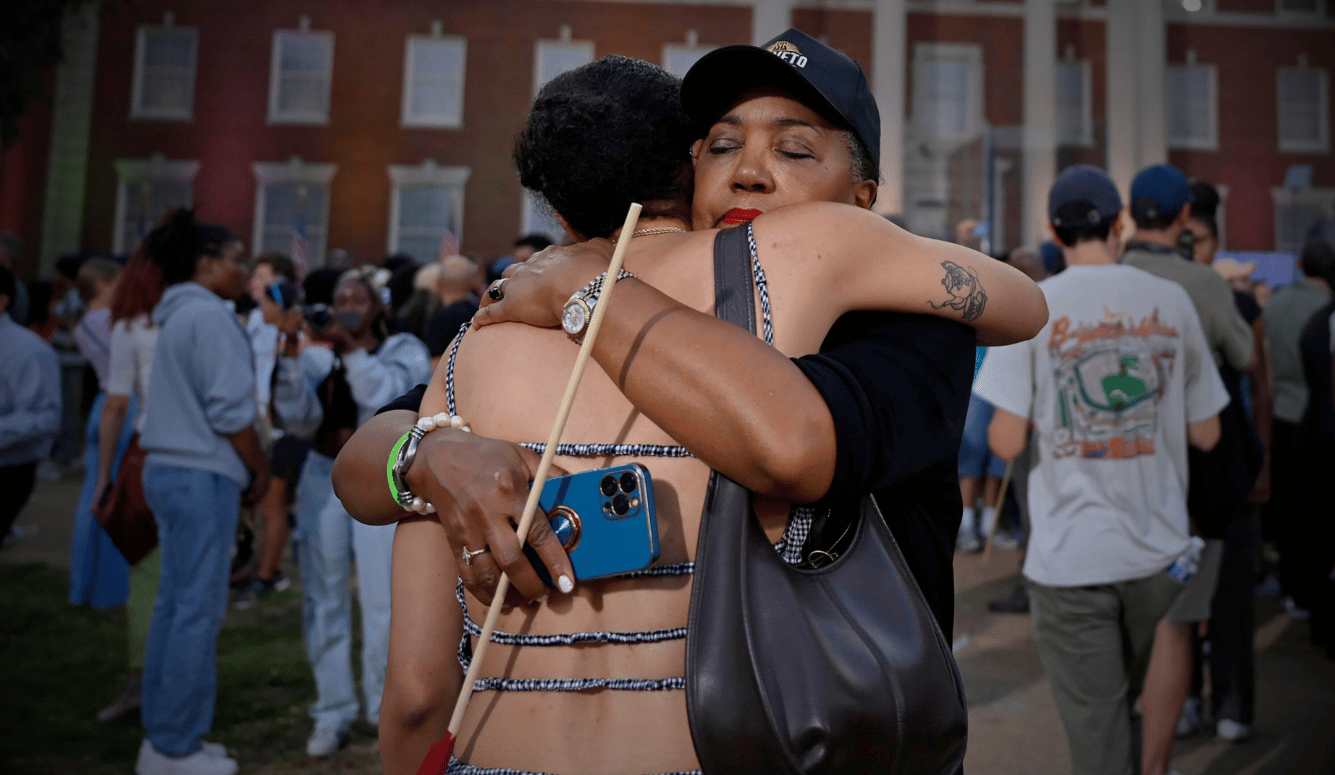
left=524, top=463, right=660, bottom=584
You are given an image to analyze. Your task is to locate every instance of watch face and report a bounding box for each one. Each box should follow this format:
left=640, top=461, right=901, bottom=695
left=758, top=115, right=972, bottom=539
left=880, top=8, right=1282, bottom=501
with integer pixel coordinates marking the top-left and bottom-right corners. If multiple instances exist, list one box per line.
left=563, top=299, right=589, bottom=335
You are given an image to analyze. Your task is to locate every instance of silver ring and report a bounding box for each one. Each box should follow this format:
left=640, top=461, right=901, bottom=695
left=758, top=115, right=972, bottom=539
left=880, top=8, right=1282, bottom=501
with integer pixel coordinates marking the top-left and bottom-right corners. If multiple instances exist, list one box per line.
left=461, top=545, right=489, bottom=566
left=487, top=278, right=507, bottom=302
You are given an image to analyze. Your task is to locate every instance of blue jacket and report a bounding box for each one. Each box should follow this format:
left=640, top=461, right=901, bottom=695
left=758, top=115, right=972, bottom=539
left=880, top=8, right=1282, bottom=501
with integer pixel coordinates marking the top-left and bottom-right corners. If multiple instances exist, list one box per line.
left=140, top=283, right=257, bottom=485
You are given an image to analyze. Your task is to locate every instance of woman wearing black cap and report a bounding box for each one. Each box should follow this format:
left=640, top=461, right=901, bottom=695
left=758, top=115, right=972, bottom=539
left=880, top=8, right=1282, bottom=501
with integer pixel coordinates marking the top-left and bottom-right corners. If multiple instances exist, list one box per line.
left=341, top=48, right=1045, bottom=774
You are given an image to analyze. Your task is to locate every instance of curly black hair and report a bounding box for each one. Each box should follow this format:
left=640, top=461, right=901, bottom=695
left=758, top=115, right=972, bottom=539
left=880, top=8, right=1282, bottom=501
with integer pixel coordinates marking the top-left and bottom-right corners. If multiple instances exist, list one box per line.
left=514, top=55, right=694, bottom=239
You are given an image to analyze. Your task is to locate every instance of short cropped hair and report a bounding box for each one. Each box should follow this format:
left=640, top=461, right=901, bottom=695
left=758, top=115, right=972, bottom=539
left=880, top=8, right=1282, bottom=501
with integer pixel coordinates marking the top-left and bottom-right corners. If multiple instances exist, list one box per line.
left=253, top=252, right=296, bottom=282
left=76, top=257, right=123, bottom=304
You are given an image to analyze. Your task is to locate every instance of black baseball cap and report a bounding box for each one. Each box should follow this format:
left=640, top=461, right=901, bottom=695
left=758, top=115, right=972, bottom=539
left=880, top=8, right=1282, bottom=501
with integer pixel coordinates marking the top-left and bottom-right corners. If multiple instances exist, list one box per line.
left=1048, top=165, right=1123, bottom=231
left=681, top=29, right=881, bottom=170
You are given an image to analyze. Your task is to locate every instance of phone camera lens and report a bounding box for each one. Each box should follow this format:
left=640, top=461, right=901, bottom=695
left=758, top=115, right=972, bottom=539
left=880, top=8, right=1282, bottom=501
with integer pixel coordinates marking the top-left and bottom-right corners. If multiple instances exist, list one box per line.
left=600, top=475, right=619, bottom=497
left=619, top=472, right=638, bottom=494
left=611, top=494, right=630, bottom=516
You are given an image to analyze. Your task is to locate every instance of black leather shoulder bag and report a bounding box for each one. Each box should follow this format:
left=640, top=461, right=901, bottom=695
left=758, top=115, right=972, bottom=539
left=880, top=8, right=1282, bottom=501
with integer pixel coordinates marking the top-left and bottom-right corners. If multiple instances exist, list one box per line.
left=685, top=225, right=969, bottom=775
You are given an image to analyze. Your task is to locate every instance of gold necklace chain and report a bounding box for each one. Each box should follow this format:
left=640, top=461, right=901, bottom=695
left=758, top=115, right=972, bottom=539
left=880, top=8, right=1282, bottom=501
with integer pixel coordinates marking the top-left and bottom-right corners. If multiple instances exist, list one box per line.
left=607, top=226, right=688, bottom=245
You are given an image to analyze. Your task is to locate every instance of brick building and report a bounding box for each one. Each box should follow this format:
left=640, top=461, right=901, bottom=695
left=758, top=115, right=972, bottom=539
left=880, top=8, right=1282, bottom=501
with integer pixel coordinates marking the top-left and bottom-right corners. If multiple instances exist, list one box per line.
left=1, top=0, right=1331, bottom=281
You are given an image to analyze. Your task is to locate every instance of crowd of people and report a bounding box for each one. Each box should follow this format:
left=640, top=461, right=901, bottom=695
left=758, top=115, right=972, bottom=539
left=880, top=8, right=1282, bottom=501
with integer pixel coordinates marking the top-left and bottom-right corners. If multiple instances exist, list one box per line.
left=0, top=25, right=1331, bottom=775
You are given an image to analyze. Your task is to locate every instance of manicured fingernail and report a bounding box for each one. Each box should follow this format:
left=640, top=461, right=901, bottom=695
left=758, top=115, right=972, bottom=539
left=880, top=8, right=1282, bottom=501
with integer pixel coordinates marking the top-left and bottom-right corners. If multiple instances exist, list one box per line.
left=533, top=593, right=548, bottom=605
left=558, top=575, right=574, bottom=594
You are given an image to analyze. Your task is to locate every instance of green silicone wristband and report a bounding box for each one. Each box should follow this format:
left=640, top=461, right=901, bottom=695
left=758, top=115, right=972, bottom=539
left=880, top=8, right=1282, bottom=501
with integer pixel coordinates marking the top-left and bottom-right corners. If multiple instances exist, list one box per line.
left=387, top=430, right=411, bottom=504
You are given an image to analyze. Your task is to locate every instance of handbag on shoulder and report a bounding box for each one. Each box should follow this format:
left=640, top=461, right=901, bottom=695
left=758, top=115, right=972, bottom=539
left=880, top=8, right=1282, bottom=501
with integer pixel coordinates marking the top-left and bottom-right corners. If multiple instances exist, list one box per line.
left=685, top=225, right=969, bottom=775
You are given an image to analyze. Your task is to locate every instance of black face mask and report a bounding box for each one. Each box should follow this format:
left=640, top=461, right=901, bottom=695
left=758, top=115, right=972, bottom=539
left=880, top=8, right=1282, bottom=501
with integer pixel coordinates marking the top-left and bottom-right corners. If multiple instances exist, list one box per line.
left=336, top=309, right=364, bottom=332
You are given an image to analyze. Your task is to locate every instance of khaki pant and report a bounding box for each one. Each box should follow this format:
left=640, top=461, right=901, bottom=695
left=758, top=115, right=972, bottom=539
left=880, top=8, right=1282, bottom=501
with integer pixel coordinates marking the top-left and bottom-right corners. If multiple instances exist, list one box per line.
left=1030, top=573, right=1183, bottom=775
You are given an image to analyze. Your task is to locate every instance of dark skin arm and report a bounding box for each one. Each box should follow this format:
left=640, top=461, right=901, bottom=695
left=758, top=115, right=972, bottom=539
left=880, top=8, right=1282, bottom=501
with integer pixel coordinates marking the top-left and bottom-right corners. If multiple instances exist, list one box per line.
left=228, top=425, right=271, bottom=505
left=332, top=410, right=573, bottom=604
left=475, top=245, right=837, bottom=502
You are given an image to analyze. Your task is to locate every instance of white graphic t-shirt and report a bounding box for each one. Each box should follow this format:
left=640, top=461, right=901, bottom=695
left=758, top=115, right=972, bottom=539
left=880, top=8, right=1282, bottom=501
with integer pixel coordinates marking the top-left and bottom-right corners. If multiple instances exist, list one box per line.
left=975, top=265, right=1230, bottom=587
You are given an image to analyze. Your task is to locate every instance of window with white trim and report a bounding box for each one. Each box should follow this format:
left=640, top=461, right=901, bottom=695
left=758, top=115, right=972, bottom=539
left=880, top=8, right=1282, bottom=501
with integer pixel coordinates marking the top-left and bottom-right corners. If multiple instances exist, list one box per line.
left=1273, top=186, right=1334, bottom=254
left=402, top=34, right=466, bottom=128
left=1056, top=60, right=1092, bottom=146
left=534, top=35, right=594, bottom=97
left=112, top=156, right=198, bottom=254
left=1278, top=66, right=1329, bottom=153
left=252, top=159, right=336, bottom=263
left=388, top=162, right=469, bottom=262
left=663, top=31, right=713, bottom=79
left=1167, top=61, right=1217, bottom=150
left=912, top=44, right=984, bottom=140
left=268, top=26, right=335, bottom=124
left=130, top=22, right=198, bottom=120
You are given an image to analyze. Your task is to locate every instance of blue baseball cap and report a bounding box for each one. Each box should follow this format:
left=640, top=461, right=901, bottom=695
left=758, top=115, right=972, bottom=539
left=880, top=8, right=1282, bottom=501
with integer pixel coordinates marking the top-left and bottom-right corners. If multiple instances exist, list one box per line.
left=1048, top=165, right=1123, bottom=230
left=681, top=29, right=881, bottom=170
left=1130, top=164, right=1194, bottom=221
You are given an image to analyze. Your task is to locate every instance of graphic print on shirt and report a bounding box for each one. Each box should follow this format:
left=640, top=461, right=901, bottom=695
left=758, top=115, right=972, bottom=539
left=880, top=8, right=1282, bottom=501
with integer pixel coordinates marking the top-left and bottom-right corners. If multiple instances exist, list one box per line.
left=1047, top=306, right=1180, bottom=460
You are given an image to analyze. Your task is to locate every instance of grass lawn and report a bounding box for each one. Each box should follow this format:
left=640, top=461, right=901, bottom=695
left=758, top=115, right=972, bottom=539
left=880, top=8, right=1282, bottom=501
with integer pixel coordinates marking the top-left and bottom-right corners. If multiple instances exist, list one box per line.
left=0, top=562, right=381, bottom=774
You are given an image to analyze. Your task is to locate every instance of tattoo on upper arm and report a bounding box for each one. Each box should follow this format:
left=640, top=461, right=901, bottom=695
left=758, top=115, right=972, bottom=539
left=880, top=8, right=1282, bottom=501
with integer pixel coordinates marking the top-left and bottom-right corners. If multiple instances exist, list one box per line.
left=929, top=261, right=987, bottom=321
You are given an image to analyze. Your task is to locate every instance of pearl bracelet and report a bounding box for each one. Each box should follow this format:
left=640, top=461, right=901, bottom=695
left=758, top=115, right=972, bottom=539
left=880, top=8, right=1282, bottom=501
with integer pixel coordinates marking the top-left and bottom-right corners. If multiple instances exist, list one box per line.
left=388, top=412, right=471, bottom=515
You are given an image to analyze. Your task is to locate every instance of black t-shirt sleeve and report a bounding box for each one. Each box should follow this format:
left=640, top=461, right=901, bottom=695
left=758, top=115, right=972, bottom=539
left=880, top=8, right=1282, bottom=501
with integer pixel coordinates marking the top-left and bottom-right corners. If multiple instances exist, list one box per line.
left=376, top=384, right=427, bottom=416
left=793, top=311, right=975, bottom=504
left=1232, top=290, right=1262, bottom=326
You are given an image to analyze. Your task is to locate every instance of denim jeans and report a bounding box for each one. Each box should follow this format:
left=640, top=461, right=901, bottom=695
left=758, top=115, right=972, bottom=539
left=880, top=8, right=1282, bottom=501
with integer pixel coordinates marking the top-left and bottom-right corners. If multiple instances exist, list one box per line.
left=69, top=392, right=135, bottom=607
left=140, top=463, right=241, bottom=758
left=294, top=451, right=395, bottom=731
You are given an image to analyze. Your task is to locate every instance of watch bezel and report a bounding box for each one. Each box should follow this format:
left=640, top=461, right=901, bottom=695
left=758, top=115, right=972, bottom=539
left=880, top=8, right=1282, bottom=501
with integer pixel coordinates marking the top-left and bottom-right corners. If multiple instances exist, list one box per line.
left=562, top=296, right=593, bottom=339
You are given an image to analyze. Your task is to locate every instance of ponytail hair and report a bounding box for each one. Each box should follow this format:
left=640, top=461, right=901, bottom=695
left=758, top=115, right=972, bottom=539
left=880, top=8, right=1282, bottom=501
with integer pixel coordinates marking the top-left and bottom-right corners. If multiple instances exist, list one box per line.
left=145, top=208, right=234, bottom=285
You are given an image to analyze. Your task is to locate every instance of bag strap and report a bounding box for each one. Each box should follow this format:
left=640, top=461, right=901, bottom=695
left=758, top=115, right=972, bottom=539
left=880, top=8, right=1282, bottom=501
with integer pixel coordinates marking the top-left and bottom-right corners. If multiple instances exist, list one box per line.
left=713, top=225, right=756, bottom=334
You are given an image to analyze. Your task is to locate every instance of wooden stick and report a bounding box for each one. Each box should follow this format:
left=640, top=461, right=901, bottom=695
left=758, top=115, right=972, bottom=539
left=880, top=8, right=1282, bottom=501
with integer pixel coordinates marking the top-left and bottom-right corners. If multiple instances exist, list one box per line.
left=979, top=457, right=1014, bottom=567
left=446, top=203, right=643, bottom=738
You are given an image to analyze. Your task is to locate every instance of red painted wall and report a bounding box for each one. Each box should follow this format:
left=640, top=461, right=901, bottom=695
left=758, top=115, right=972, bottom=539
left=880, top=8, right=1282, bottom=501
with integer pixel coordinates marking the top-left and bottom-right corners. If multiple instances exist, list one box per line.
left=0, top=83, right=54, bottom=280
left=1167, top=23, right=1335, bottom=250
left=83, top=0, right=750, bottom=266
left=906, top=13, right=1026, bottom=129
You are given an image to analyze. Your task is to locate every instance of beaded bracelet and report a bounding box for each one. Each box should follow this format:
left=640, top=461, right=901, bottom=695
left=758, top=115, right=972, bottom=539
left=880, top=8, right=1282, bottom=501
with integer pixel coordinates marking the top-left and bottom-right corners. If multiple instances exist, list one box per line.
left=387, top=412, right=470, bottom=514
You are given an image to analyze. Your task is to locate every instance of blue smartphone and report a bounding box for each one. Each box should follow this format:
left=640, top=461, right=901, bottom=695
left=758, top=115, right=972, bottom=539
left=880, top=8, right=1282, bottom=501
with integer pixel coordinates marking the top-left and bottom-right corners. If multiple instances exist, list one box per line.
left=524, top=463, right=660, bottom=585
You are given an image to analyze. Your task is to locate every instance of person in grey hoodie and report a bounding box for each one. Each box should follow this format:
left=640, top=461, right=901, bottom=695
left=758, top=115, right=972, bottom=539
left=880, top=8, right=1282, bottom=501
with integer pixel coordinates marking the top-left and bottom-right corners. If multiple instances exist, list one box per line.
left=135, top=210, right=264, bottom=775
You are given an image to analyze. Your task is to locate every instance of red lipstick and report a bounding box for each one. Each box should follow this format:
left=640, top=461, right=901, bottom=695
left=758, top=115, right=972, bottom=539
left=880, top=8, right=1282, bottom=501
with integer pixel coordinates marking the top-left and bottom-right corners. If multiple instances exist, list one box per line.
left=721, top=208, right=762, bottom=226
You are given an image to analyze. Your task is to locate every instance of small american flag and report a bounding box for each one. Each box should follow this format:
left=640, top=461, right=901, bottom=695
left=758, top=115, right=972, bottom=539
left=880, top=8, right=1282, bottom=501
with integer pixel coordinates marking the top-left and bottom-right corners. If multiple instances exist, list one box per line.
left=437, top=207, right=459, bottom=261
left=290, top=215, right=309, bottom=282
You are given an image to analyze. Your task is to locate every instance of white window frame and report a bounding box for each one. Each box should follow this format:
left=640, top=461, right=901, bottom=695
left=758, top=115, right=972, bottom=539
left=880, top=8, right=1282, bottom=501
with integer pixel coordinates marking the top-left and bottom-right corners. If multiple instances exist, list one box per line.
left=1167, top=60, right=1218, bottom=151
left=1055, top=59, right=1094, bottom=147
left=129, top=21, right=198, bottom=121
left=386, top=161, right=470, bottom=258
left=267, top=26, right=335, bottom=125
left=533, top=35, right=595, bottom=97
left=401, top=32, right=466, bottom=129
left=911, top=43, right=985, bottom=142
left=112, top=155, right=199, bottom=254
left=1271, top=185, right=1335, bottom=253
left=662, top=31, right=714, bottom=79
left=1277, top=66, right=1330, bottom=154
left=251, top=158, right=337, bottom=264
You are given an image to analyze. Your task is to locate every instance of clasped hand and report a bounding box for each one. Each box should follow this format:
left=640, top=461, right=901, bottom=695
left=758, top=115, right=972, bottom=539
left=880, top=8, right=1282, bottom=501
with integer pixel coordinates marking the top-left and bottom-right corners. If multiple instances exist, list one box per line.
left=472, top=240, right=616, bottom=329
left=405, top=428, right=575, bottom=606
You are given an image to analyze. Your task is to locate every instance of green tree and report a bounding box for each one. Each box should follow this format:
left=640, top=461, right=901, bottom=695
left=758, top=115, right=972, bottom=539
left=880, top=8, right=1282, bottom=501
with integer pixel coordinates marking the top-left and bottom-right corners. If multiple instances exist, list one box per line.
left=0, top=0, right=88, bottom=148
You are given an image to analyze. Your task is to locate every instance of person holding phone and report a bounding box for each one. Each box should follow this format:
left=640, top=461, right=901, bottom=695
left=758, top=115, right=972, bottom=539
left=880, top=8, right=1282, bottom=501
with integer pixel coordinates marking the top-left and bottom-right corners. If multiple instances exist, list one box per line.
left=269, top=267, right=431, bottom=758
left=336, top=41, right=1046, bottom=774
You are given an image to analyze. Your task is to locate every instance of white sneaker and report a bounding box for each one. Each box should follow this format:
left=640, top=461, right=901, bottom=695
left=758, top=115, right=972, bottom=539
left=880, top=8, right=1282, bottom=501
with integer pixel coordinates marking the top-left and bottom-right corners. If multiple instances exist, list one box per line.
left=201, top=741, right=227, bottom=758
left=136, top=740, right=238, bottom=775
left=1216, top=718, right=1252, bottom=742
left=306, top=725, right=345, bottom=757
left=1176, top=697, right=1203, bottom=737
